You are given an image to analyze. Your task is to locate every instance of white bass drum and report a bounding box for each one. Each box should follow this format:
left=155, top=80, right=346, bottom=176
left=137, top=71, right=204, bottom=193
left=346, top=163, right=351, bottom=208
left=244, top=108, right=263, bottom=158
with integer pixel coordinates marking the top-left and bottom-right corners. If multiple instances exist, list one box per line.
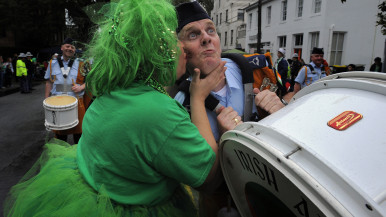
left=219, top=72, right=386, bottom=217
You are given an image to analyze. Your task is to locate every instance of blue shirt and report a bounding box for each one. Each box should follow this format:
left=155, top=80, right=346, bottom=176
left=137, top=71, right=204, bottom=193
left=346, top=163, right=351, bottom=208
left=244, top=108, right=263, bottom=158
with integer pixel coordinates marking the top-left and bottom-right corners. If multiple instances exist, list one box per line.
left=175, top=58, right=248, bottom=141
left=44, top=57, right=84, bottom=97
left=295, top=61, right=327, bottom=88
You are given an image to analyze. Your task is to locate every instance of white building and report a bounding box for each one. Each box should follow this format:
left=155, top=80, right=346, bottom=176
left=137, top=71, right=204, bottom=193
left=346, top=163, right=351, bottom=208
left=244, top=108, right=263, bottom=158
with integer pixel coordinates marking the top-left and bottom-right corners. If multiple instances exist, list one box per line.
left=243, top=0, right=385, bottom=70
left=211, top=0, right=255, bottom=51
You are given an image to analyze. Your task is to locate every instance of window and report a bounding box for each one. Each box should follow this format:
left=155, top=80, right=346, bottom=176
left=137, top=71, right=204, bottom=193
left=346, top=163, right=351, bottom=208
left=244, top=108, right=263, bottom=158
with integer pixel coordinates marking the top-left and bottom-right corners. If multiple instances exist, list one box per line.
left=226, top=10, right=228, bottom=22
left=218, top=33, right=221, bottom=43
left=249, top=13, right=253, bottom=29
left=220, top=13, right=222, bottom=24
left=314, top=0, right=322, bottom=13
left=297, top=0, right=303, bottom=17
left=224, top=31, right=228, bottom=46
left=238, top=24, right=246, bottom=38
left=281, top=0, right=287, bottom=21
left=231, top=30, right=234, bottom=45
left=216, top=15, right=218, bottom=25
left=238, top=9, right=244, bottom=21
left=219, top=0, right=221, bottom=8
left=310, top=32, right=319, bottom=53
left=294, top=34, right=303, bottom=46
left=330, top=32, right=345, bottom=65
left=267, top=6, right=271, bottom=25
left=279, top=36, right=286, bottom=47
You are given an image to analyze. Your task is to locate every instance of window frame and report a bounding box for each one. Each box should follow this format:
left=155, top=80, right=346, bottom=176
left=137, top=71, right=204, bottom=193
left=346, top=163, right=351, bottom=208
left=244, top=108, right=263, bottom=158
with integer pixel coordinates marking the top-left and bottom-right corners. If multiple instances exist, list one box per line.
left=281, top=0, right=288, bottom=21
left=278, top=36, right=287, bottom=48
left=313, top=0, right=322, bottom=14
left=297, top=0, right=303, bottom=18
left=224, top=31, right=228, bottom=46
left=231, top=30, right=234, bottom=45
left=330, top=32, right=345, bottom=65
left=267, top=6, right=271, bottom=25
left=309, top=32, right=320, bottom=54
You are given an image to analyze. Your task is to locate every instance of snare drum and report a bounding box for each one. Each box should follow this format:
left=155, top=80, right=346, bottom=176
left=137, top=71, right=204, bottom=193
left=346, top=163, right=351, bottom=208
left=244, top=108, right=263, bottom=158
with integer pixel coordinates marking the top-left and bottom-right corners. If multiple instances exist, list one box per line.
left=43, top=95, right=79, bottom=130
left=220, top=72, right=386, bottom=217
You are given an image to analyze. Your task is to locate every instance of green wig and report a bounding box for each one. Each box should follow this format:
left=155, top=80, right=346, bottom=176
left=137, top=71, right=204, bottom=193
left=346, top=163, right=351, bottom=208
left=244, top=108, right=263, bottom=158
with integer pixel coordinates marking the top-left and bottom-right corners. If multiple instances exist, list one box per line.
left=85, top=0, right=178, bottom=96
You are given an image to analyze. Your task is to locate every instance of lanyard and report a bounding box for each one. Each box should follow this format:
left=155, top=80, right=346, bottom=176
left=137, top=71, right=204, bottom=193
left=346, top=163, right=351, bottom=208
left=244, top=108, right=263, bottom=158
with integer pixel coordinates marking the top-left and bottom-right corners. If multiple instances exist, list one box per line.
left=57, top=56, right=74, bottom=78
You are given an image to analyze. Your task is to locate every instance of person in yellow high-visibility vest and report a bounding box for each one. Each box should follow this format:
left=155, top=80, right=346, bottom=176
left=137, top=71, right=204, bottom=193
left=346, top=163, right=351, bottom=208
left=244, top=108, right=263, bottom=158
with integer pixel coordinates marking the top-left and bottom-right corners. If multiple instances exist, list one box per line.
left=16, top=53, right=30, bottom=93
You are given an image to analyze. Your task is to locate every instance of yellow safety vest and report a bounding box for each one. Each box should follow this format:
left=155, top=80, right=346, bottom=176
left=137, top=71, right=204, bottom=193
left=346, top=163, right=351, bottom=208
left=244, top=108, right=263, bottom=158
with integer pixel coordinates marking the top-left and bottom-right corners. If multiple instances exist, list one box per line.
left=16, top=59, right=27, bottom=76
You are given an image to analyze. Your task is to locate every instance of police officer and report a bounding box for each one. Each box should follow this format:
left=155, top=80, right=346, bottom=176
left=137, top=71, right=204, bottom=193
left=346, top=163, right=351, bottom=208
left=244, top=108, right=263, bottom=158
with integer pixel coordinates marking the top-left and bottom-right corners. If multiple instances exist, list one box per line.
left=294, top=47, right=327, bottom=94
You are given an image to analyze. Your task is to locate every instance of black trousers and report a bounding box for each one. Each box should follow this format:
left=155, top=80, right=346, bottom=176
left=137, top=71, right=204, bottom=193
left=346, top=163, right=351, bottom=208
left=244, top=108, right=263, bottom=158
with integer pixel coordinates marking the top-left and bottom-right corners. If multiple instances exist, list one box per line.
left=19, top=76, right=29, bottom=93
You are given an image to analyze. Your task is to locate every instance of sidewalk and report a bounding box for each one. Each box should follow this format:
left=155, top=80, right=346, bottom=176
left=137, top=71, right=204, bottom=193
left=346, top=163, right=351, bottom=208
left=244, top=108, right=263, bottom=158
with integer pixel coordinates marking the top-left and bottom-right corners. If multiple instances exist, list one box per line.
left=0, top=80, right=45, bottom=97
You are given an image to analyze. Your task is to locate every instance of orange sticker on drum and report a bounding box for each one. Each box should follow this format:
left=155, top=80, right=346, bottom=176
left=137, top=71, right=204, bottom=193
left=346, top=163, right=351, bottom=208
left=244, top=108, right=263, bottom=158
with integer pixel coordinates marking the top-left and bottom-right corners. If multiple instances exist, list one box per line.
left=328, top=111, right=363, bottom=131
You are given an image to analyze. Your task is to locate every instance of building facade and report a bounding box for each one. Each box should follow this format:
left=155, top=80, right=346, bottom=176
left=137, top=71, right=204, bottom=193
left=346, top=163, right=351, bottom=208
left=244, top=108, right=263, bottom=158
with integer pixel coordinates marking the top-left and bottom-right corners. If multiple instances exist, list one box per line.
left=211, top=0, right=255, bottom=51
left=244, top=0, right=385, bottom=70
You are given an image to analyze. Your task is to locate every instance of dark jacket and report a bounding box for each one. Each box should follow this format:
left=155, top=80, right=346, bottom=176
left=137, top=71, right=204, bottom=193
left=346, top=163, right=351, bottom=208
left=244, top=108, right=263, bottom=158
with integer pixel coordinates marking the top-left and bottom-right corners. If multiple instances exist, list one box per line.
left=370, top=63, right=383, bottom=72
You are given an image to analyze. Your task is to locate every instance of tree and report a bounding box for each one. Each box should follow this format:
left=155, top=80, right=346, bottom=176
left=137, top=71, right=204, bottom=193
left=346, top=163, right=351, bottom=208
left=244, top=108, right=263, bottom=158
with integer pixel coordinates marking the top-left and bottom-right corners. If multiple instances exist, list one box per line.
left=197, top=0, right=214, bottom=14
left=377, top=1, right=386, bottom=35
left=172, top=0, right=214, bottom=15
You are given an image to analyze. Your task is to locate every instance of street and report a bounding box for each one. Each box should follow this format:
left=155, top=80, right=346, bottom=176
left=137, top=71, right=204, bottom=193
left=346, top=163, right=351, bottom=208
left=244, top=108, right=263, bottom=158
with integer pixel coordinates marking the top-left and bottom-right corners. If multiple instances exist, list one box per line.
left=0, top=82, right=60, bottom=216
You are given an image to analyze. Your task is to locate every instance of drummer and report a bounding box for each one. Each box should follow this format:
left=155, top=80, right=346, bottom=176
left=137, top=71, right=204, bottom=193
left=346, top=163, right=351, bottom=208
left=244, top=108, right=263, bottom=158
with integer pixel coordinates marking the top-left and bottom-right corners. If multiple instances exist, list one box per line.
left=44, top=38, right=85, bottom=144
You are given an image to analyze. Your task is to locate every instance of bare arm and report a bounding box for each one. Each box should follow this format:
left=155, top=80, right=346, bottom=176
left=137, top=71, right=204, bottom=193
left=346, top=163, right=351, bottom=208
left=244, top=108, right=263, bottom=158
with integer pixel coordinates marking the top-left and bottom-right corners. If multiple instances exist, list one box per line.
left=190, top=62, right=226, bottom=192
left=294, top=82, right=301, bottom=94
left=45, top=80, right=53, bottom=98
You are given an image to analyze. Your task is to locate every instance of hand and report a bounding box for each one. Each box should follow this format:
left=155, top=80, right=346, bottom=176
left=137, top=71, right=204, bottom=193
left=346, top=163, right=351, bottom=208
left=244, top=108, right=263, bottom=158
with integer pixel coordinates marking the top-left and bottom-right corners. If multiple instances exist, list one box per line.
left=190, top=61, right=226, bottom=101
left=71, top=84, right=84, bottom=93
left=216, top=106, right=243, bottom=135
left=254, top=88, right=284, bottom=114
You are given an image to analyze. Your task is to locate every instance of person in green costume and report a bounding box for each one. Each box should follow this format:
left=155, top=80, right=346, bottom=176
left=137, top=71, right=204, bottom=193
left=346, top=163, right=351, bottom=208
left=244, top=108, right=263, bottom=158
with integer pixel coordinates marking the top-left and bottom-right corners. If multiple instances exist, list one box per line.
left=3, top=0, right=227, bottom=216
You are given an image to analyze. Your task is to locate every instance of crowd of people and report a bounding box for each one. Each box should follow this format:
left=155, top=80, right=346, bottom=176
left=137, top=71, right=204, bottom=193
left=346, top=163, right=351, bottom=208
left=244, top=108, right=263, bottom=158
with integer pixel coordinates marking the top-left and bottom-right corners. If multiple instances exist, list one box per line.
left=2, top=0, right=386, bottom=217
left=0, top=52, right=54, bottom=92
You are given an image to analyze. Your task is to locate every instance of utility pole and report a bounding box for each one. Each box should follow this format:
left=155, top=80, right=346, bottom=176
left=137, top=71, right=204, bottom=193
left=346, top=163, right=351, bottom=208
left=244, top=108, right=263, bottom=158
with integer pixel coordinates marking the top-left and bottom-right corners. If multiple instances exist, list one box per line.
left=256, top=0, right=262, bottom=53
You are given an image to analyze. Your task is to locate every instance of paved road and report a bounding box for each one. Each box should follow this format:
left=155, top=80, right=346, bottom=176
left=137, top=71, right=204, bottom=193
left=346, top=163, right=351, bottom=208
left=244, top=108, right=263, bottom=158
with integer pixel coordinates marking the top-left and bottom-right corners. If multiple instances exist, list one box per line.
left=0, top=82, right=57, bottom=216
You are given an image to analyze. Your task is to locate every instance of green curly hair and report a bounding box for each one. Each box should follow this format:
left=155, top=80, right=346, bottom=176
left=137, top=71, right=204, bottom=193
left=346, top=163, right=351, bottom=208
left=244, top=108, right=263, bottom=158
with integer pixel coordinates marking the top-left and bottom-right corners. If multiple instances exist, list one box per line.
left=85, top=0, right=178, bottom=96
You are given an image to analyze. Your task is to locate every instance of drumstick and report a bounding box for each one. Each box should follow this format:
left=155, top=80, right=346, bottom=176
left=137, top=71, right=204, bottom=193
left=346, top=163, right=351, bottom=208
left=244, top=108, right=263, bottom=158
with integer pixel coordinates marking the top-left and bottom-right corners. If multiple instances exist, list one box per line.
left=72, top=79, right=75, bottom=86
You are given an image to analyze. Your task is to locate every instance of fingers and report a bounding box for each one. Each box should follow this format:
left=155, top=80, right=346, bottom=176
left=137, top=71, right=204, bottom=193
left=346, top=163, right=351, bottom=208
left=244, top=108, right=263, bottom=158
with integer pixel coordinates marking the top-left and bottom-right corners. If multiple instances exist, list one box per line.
left=217, top=107, right=243, bottom=134
left=215, top=106, right=225, bottom=115
left=232, top=115, right=243, bottom=126
left=206, top=61, right=227, bottom=87
left=191, top=68, right=201, bottom=83
left=190, top=61, right=226, bottom=100
left=253, top=88, right=260, bottom=94
left=255, top=90, right=284, bottom=114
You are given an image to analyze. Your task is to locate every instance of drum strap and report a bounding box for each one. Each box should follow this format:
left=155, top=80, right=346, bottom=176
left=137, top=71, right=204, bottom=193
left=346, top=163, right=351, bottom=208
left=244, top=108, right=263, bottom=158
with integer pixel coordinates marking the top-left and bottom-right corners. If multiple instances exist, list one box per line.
left=49, top=59, right=55, bottom=82
left=49, top=58, right=85, bottom=86
left=304, top=64, right=327, bottom=86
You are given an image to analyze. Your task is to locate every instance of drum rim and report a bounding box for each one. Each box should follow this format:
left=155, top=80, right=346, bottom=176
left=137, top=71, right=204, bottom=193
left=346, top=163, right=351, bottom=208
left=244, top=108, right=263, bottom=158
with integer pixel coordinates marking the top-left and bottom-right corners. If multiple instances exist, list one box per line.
left=45, top=119, right=79, bottom=130
left=43, top=95, right=78, bottom=108
left=292, top=71, right=386, bottom=102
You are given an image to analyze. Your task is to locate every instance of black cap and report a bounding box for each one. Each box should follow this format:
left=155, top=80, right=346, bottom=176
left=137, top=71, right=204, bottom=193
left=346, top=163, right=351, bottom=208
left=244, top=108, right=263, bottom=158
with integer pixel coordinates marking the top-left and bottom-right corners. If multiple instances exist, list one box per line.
left=62, top=38, right=74, bottom=45
left=176, top=1, right=211, bottom=33
left=311, top=47, right=324, bottom=55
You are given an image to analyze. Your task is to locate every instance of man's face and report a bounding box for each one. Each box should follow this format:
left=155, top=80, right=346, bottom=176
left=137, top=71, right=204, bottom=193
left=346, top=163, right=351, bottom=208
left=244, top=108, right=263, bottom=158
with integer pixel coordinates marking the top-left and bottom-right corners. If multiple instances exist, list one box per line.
left=178, top=19, right=221, bottom=76
left=176, top=41, right=187, bottom=80
left=311, top=54, right=324, bottom=66
left=61, top=44, right=76, bottom=59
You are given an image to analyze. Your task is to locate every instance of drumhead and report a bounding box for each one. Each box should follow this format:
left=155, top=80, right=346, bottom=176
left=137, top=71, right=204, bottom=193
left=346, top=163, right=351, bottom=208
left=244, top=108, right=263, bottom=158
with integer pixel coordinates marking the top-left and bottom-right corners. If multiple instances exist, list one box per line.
left=44, top=95, right=77, bottom=107
left=220, top=72, right=386, bottom=217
